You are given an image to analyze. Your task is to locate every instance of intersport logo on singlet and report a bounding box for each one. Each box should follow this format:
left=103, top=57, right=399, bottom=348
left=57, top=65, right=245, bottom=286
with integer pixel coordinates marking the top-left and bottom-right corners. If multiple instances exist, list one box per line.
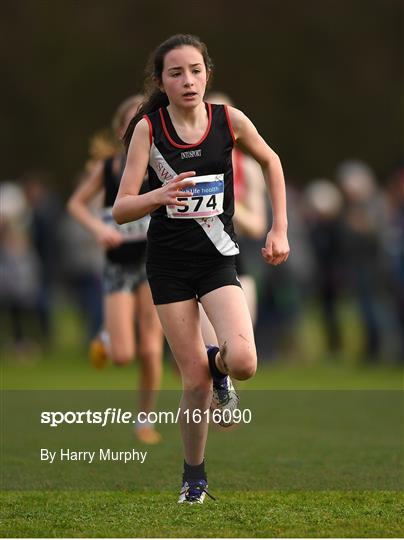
left=181, top=149, right=202, bottom=159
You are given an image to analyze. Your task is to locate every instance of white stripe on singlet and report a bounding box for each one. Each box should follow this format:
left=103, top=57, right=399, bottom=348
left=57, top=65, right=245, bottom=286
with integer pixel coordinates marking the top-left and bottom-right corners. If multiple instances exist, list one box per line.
left=149, top=143, right=239, bottom=256
left=195, top=215, right=239, bottom=256
left=149, top=143, right=177, bottom=183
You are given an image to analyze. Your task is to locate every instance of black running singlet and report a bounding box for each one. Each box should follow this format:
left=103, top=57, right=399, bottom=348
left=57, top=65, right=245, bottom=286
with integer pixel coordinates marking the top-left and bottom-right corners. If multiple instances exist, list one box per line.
left=102, top=155, right=149, bottom=264
left=145, top=103, right=239, bottom=263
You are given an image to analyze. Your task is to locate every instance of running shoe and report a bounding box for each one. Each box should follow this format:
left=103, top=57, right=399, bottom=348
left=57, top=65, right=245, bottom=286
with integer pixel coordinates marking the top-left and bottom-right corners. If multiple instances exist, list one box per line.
left=136, top=425, right=162, bottom=445
left=178, top=479, right=215, bottom=504
left=207, top=345, right=240, bottom=427
left=89, top=335, right=108, bottom=370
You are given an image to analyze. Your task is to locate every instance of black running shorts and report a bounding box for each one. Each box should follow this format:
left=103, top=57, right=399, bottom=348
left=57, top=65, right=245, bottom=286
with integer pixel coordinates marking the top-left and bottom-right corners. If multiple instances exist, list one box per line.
left=146, top=256, right=241, bottom=305
left=103, top=260, right=147, bottom=295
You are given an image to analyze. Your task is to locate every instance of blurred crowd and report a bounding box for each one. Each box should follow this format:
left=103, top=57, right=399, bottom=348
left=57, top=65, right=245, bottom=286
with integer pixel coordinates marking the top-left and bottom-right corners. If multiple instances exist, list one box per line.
left=0, top=172, right=103, bottom=354
left=1, top=160, right=403, bottom=363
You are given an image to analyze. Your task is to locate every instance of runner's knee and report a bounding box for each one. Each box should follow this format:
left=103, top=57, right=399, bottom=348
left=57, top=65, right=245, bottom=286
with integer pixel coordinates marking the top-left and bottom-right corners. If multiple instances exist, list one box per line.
left=181, top=362, right=211, bottom=393
left=138, top=342, right=162, bottom=363
left=231, top=361, right=256, bottom=380
left=111, top=346, right=134, bottom=366
left=224, top=348, right=257, bottom=380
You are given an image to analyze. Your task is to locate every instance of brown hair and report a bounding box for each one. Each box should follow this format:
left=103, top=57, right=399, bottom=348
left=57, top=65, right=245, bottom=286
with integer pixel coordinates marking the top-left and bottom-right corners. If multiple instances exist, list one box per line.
left=123, top=34, right=214, bottom=151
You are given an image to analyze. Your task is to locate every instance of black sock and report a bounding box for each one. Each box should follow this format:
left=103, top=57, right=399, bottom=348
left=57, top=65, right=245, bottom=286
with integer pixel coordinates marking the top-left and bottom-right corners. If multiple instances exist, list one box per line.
left=183, top=459, right=207, bottom=481
left=207, top=346, right=226, bottom=381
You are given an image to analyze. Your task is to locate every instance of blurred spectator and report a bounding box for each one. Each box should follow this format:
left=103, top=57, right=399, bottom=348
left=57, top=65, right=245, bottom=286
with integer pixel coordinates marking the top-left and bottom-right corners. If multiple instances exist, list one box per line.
left=384, top=165, right=404, bottom=362
left=59, top=170, right=104, bottom=345
left=256, top=183, right=314, bottom=359
left=336, top=160, right=387, bottom=362
left=0, top=181, right=41, bottom=353
left=20, top=172, right=61, bottom=346
left=304, top=179, right=344, bottom=354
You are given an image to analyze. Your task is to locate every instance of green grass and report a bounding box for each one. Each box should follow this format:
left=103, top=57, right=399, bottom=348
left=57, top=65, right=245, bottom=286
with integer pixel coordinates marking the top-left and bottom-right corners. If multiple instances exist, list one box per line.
left=3, top=352, right=403, bottom=390
left=1, top=306, right=403, bottom=537
left=1, top=491, right=403, bottom=538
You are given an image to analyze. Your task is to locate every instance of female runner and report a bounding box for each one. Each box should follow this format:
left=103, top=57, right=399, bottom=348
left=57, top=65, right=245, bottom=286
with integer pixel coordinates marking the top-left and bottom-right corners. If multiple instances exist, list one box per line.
left=113, top=35, right=289, bottom=502
left=68, top=95, right=163, bottom=445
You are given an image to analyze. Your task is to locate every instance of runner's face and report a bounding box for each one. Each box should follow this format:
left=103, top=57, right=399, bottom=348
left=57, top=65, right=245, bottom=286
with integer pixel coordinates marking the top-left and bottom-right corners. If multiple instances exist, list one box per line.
left=161, top=46, right=208, bottom=108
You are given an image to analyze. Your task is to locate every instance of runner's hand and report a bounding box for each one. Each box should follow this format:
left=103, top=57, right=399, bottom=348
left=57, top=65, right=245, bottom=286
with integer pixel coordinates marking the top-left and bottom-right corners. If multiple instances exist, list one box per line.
left=261, top=229, right=290, bottom=265
left=156, top=171, right=196, bottom=206
left=95, top=223, right=124, bottom=248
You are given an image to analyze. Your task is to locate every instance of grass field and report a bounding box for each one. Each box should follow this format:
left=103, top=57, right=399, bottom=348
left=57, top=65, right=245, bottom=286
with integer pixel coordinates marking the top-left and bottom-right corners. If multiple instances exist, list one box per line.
left=1, top=306, right=403, bottom=537
left=2, top=491, right=403, bottom=538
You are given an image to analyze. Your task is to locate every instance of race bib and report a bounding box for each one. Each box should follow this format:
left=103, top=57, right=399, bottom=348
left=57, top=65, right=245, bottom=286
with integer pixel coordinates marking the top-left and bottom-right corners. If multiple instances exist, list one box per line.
left=101, top=207, right=150, bottom=242
left=167, top=174, right=224, bottom=219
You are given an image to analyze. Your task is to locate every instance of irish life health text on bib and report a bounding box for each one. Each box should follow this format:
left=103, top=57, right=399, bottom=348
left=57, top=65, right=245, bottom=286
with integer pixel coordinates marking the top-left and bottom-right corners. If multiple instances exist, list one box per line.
left=167, top=174, right=224, bottom=219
